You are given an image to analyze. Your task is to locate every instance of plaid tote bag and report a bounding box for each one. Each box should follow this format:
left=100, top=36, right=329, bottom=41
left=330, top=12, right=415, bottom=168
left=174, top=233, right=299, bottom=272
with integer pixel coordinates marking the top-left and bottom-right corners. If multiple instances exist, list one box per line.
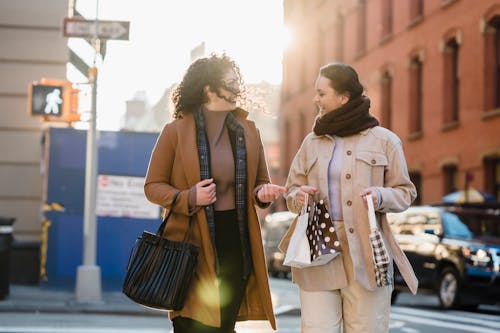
left=366, top=194, right=391, bottom=287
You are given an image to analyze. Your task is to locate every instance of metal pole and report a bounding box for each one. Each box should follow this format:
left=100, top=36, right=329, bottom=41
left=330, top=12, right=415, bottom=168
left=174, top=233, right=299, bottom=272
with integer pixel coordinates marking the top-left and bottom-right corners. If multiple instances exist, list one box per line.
left=75, top=0, right=102, bottom=303
left=84, top=66, right=98, bottom=267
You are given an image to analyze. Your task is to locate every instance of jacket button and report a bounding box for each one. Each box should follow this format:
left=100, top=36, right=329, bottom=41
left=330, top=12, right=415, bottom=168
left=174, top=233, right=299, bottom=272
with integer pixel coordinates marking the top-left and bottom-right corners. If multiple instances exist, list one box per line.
left=346, top=200, right=352, bottom=206
left=349, top=227, right=354, bottom=233
left=371, top=159, right=376, bottom=164
left=346, top=150, right=352, bottom=156
left=346, top=173, right=351, bottom=179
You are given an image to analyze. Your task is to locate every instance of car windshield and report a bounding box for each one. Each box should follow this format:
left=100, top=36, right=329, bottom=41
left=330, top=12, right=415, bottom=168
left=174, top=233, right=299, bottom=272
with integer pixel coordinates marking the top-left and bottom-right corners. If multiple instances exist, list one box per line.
left=388, top=207, right=500, bottom=243
left=388, top=210, right=442, bottom=236
left=441, top=211, right=473, bottom=240
left=442, top=209, right=500, bottom=242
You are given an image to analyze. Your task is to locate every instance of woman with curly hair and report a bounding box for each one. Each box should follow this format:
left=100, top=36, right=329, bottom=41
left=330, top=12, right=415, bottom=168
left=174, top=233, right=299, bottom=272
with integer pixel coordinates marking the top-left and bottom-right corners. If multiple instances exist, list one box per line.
left=144, top=53, right=284, bottom=333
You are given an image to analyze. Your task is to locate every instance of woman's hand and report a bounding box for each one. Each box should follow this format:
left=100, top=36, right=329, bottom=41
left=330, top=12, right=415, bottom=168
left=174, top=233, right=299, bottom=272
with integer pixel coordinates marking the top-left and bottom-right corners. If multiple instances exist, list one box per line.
left=196, top=178, right=216, bottom=206
left=359, top=188, right=379, bottom=209
left=296, top=185, right=318, bottom=206
left=257, top=184, right=287, bottom=203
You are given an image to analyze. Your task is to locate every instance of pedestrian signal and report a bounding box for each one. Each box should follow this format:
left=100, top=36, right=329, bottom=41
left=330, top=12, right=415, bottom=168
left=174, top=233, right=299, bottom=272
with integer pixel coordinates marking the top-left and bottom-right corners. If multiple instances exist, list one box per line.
left=28, top=79, right=80, bottom=122
left=29, top=84, right=64, bottom=117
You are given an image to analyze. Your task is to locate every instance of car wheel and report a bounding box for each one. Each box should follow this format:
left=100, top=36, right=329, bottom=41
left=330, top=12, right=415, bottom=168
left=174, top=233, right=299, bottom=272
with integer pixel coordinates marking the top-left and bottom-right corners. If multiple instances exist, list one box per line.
left=438, top=266, right=460, bottom=309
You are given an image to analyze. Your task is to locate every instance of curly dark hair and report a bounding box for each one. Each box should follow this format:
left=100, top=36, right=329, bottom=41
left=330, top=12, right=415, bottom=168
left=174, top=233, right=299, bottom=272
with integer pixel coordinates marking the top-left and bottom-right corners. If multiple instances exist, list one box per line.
left=172, top=53, right=246, bottom=119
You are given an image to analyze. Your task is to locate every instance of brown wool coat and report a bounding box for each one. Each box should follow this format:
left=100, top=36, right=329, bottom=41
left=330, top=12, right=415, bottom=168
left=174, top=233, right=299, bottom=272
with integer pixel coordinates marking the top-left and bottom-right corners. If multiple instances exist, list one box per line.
left=144, top=109, right=276, bottom=330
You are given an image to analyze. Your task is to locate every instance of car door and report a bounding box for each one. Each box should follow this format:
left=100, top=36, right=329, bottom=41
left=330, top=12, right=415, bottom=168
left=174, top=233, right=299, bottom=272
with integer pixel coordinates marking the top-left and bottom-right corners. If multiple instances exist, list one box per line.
left=389, top=209, right=442, bottom=288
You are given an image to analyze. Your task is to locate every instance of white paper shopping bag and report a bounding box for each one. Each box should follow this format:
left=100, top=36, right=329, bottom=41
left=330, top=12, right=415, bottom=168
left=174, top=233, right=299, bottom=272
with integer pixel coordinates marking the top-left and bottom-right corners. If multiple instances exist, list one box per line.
left=283, top=195, right=311, bottom=268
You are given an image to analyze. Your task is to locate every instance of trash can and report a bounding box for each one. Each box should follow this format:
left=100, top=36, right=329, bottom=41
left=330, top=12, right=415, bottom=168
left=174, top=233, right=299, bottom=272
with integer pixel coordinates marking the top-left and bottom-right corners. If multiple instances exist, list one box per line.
left=0, top=217, right=15, bottom=300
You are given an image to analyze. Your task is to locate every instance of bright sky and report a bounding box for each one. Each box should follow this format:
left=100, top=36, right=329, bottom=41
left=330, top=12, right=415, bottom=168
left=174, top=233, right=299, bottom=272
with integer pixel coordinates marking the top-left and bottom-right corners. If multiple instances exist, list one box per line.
left=71, top=0, right=288, bottom=130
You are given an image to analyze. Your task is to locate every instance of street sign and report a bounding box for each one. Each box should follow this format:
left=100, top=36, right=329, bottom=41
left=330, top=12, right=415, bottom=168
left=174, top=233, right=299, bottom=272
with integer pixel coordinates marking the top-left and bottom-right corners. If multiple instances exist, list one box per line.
left=63, top=17, right=130, bottom=40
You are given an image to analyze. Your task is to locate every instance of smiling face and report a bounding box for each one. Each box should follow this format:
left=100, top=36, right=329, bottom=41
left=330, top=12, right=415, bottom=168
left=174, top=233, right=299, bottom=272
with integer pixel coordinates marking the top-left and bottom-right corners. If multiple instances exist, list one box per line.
left=313, top=75, right=349, bottom=116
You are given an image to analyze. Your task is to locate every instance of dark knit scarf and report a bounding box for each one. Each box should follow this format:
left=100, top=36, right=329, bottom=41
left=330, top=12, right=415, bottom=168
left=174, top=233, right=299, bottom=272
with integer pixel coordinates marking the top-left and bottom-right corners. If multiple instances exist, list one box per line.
left=193, top=108, right=251, bottom=279
left=313, top=95, right=379, bottom=137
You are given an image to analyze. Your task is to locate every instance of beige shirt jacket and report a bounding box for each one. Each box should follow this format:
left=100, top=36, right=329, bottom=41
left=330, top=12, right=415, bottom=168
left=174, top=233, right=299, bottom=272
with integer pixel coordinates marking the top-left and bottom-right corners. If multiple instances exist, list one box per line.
left=144, top=109, right=276, bottom=329
left=279, top=126, right=418, bottom=295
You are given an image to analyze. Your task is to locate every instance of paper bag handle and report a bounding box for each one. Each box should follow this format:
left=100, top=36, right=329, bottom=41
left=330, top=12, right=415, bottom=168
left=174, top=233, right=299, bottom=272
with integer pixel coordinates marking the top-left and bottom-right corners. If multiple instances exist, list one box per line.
left=366, top=193, right=377, bottom=230
left=301, top=193, right=309, bottom=215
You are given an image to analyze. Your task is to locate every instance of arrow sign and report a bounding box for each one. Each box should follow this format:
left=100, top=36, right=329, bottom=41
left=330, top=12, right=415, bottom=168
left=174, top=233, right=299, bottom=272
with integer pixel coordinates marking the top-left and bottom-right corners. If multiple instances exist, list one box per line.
left=63, top=17, right=130, bottom=40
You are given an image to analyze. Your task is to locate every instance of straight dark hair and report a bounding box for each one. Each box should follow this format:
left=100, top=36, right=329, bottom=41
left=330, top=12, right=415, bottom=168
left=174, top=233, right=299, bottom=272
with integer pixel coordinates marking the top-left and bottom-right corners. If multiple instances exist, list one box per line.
left=319, top=63, right=364, bottom=101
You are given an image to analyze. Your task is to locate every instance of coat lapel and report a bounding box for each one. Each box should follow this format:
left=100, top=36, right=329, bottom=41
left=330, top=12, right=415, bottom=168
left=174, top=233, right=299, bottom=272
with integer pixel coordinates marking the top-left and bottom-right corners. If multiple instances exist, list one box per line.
left=235, top=110, right=257, bottom=191
left=177, top=113, right=201, bottom=187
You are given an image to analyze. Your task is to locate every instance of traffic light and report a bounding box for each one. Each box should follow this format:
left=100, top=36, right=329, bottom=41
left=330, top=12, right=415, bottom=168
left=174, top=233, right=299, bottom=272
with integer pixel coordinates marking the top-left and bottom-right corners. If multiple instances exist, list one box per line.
left=28, top=78, right=80, bottom=123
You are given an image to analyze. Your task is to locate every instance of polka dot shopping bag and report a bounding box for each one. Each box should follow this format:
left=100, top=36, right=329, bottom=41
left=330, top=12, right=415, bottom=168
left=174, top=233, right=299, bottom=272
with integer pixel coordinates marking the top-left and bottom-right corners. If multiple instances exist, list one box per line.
left=306, top=198, right=342, bottom=266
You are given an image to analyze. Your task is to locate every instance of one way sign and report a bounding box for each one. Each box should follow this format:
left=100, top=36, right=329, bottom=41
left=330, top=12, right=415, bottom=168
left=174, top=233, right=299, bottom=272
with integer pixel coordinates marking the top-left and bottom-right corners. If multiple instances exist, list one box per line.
left=63, top=17, right=130, bottom=40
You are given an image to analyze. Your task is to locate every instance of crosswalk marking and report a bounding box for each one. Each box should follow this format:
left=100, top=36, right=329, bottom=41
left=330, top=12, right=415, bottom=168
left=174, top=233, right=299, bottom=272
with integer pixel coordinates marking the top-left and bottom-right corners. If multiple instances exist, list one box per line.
left=390, top=313, right=499, bottom=333
left=400, top=328, right=420, bottom=333
left=0, top=328, right=168, bottom=333
left=391, top=307, right=500, bottom=329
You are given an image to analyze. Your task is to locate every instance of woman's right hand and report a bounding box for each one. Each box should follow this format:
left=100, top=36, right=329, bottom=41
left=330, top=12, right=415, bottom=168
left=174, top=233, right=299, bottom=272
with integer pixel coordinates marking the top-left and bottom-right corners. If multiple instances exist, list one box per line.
left=196, top=178, right=216, bottom=206
left=296, top=185, right=318, bottom=206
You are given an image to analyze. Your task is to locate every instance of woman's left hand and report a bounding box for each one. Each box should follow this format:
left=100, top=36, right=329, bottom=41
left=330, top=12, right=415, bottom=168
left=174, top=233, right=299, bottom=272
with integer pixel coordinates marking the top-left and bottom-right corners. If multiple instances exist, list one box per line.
left=359, top=188, right=379, bottom=209
left=257, top=184, right=287, bottom=203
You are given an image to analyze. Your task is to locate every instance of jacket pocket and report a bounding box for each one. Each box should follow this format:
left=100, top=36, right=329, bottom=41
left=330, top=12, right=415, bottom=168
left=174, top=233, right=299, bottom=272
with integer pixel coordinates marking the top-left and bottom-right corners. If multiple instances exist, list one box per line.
left=355, top=151, right=388, bottom=187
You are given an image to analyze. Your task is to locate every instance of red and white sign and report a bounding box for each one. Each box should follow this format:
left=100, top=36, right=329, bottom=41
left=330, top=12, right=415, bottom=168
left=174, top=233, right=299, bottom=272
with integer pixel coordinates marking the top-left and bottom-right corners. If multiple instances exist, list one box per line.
left=97, top=175, right=160, bottom=219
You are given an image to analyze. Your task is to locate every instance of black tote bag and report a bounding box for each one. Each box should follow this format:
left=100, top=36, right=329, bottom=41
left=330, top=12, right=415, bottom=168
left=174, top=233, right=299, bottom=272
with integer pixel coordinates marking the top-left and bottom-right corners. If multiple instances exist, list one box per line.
left=122, top=191, right=199, bottom=311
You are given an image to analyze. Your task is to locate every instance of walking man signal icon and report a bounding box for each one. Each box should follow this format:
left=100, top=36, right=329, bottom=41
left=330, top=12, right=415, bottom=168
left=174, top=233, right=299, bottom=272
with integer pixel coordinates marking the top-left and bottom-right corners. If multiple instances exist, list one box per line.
left=44, top=89, right=63, bottom=115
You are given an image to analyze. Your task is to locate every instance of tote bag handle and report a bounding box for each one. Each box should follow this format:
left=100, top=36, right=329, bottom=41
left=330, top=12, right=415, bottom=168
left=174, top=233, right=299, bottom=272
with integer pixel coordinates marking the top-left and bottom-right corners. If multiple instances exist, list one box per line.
left=155, top=191, right=195, bottom=242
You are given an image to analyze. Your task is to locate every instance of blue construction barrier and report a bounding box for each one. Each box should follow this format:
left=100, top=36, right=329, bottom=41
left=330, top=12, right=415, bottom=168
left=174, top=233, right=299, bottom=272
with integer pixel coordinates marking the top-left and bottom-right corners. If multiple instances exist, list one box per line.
left=42, top=127, right=161, bottom=290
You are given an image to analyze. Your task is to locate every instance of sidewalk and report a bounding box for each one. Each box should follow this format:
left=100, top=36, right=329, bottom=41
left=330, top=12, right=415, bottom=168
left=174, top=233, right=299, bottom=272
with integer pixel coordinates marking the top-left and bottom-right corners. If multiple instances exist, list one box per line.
left=0, top=277, right=300, bottom=317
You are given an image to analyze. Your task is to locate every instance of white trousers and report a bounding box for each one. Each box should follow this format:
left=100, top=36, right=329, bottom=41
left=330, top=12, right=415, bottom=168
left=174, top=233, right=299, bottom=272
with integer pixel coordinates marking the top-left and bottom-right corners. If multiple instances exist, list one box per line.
left=299, top=223, right=392, bottom=333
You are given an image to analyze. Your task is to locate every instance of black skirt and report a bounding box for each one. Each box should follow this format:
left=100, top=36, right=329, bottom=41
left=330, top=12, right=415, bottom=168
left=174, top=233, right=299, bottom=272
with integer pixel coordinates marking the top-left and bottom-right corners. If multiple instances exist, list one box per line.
left=173, top=209, right=247, bottom=333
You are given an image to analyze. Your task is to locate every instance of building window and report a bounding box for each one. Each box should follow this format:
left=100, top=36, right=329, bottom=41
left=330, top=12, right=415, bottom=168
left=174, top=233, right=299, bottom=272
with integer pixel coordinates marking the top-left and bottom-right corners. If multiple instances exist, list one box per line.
left=484, top=16, right=500, bottom=111
left=409, top=171, right=422, bottom=205
left=443, top=38, right=460, bottom=125
left=381, top=0, right=393, bottom=38
left=284, top=119, right=291, bottom=167
left=335, top=13, right=345, bottom=61
left=409, top=56, right=423, bottom=134
left=300, top=111, right=307, bottom=140
left=318, top=28, right=326, bottom=68
left=380, top=71, right=393, bottom=130
left=357, top=0, right=367, bottom=56
left=300, top=52, right=307, bottom=91
left=443, top=164, right=458, bottom=195
left=410, top=0, right=424, bottom=21
left=484, top=157, right=500, bottom=201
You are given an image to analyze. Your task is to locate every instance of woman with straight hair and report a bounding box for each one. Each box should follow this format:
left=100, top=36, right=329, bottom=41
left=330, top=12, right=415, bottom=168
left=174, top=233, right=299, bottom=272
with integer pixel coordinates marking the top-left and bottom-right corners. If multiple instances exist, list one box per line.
left=280, top=63, right=418, bottom=332
left=145, top=53, right=284, bottom=332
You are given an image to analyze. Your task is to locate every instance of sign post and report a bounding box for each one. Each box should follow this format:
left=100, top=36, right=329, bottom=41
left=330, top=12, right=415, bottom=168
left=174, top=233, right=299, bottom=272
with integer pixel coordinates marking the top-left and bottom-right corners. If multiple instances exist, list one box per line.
left=69, top=13, right=130, bottom=303
left=75, top=64, right=101, bottom=304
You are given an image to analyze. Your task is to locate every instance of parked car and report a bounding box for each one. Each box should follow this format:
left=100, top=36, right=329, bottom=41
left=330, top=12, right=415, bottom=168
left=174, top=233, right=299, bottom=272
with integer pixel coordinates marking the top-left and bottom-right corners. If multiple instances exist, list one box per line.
left=387, top=205, right=500, bottom=309
left=262, top=211, right=296, bottom=278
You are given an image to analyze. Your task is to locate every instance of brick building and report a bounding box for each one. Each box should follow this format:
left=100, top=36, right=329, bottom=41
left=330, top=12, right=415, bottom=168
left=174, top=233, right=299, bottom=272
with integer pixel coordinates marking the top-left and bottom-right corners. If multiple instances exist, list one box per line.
left=280, top=0, right=500, bottom=205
